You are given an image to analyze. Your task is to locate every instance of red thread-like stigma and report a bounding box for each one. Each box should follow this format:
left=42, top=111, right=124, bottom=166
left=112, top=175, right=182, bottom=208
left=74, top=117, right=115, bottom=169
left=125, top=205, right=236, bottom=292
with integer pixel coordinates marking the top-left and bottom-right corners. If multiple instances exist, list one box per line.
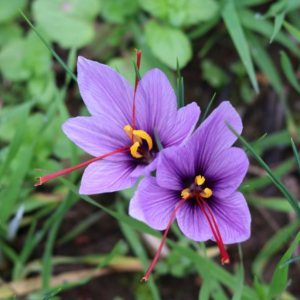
left=35, top=146, right=130, bottom=186
left=132, top=49, right=142, bottom=134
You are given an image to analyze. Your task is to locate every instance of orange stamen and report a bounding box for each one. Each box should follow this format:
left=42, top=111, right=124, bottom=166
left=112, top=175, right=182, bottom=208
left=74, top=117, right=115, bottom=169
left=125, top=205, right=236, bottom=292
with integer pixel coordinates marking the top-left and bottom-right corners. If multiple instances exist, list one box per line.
left=35, top=146, right=130, bottom=186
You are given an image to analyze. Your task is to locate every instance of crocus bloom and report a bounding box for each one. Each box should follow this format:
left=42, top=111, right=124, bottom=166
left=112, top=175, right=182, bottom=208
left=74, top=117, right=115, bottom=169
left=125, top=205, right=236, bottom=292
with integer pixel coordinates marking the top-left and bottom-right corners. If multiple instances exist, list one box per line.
left=35, top=53, right=200, bottom=194
left=129, top=102, right=251, bottom=281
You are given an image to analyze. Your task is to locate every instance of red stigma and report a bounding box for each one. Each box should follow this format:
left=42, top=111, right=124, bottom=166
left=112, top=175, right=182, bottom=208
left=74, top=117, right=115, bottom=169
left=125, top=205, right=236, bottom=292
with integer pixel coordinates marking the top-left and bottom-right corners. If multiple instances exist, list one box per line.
left=35, top=146, right=130, bottom=186
left=132, top=49, right=142, bottom=134
left=196, top=195, right=230, bottom=265
left=141, top=193, right=229, bottom=282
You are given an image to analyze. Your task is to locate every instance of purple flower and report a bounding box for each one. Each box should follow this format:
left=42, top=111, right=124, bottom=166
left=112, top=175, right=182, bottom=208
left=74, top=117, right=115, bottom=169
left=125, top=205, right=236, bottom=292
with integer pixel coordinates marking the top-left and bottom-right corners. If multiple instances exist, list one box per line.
left=129, top=102, right=251, bottom=281
left=35, top=54, right=200, bottom=194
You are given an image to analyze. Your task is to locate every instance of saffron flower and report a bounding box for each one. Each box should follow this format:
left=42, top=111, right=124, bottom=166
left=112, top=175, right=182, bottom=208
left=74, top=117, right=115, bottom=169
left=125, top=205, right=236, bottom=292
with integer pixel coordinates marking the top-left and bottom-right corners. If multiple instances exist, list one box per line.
left=129, top=102, right=251, bottom=281
left=35, top=53, right=200, bottom=194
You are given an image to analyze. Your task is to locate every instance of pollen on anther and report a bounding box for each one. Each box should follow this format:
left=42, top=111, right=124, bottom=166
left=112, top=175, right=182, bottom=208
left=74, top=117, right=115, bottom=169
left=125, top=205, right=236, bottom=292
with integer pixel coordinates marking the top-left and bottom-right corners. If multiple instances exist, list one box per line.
left=130, top=142, right=142, bottom=158
left=181, top=188, right=191, bottom=199
left=201, top=188, right=212, bottom=198
left=195, top=175, right=205, bottom=186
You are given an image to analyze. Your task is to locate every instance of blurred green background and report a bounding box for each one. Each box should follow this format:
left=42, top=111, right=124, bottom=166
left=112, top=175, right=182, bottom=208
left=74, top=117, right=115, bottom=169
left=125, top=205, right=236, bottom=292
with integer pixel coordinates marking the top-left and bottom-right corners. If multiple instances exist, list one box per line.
left=1, top=0, right=300, bottom=299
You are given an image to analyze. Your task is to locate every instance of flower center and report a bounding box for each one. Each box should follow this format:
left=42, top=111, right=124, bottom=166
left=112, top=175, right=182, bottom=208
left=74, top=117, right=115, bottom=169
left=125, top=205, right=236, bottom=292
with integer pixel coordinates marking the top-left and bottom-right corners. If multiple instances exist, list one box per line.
left=181, top=175, right=213, bottom=199
left=124, top=125, right=153, bottom=159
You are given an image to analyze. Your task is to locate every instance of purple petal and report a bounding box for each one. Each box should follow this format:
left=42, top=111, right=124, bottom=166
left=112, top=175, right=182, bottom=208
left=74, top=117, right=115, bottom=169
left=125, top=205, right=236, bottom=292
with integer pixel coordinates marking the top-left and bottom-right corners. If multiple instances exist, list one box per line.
left=161, top=102, right=200, bottom=147
left=210, top=192, right=251, bottom=244
left=79, top=160, right=138, bottom=194
left=135, top=176, right=179, bottom=230
left=176, top=201, right=213, bottom=242
left=189, top=101, right=243, bottom=171
left=129, top=190, right=146, bottom=223
left=77, top=57, right=133, bottom=126
left=134, top=68, right=177, bottom=136
left=62, top=116, right=132, bottom=161
left=156, top=146, right=195, bottom=191
left=205, top=147, right=249, bottom=197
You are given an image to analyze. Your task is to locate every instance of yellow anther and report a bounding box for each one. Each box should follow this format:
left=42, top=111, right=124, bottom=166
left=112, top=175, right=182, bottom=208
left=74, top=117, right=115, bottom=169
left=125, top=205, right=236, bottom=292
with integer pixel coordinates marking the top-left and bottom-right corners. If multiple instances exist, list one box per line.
left=201, top=188, right=213, bottom=198
left=130, top=142, right=142, bottom=158
left=181, top=188, right=191, bottom=199
left=124, top=125, right=142, bottom=143
left=195, top=175, right=205, bottom=186
left=124, top=125, right=133, bottom=139
left=133, top=130, right=153, bottom=151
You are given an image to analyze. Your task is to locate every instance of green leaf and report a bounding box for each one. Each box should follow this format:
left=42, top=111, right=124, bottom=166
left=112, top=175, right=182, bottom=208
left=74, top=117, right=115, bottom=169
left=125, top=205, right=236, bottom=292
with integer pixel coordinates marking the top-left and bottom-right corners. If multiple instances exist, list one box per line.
left=252, top=221, right=299, bottom=278
left=0, top=0, right=25, bottom=22
left=281, top=255, right=300, bottom=268
left=247, top=31, right=283, bottom=98
left=246, top=196, right=297, bottom=213
left=101, top=0, right=138, bottom=24
left=200, top=92, right=216, bottom=124
left=198, top=271, right=212, bottom=300
left=0, top=23, right=22, bottom=46
left=283, top=21, right=300, bottom=43
left=201, top=59, right=228, bottom=88
left=176, top=59, right=184, bottom=108
left=222, top=0, right=259, bottom=93
left=280, top=51, right=300, bottom=94
left=32, top=0, right=101, bottom=48
left=268, top=231, right=300, bottom=299
left=20, top=10, right=77, bottom=82
left=139, top=0, right=219, bottom=27
left=270, top=11, right=285, bottom=43
left=239, top=9, right=300, bottom=58
left=117, top=201, right=161, bottom=300
left=291, top=138, right=300, bottom=178
left=0, top=102, right=31, bottom=181
left=232, top=245, right=244, bottom=300
left=145, top=20, right=192, bottom=70
left=62, top=179, right=258, bottom=300
left=0, top=29, right=51, bottom=81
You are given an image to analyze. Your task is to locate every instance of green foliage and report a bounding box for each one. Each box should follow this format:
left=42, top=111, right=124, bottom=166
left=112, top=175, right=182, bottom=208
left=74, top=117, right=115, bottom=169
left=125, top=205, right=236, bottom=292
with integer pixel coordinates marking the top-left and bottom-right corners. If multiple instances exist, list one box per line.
left=32, top=0, right=101, bottom=48
left=0, top=0, right=26, bottom=23
left=1, top=0, right=300, bottom=299
left=140, top=0, right=219, bottom=27
left=101, top=0, right=138, bottom=24
left=145, top=20, right=192, bottom=69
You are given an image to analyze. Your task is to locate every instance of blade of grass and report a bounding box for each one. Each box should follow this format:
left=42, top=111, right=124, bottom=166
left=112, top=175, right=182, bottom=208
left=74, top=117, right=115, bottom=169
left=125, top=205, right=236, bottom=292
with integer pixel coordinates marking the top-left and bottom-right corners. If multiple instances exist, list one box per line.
left=200, top=93, right=216, bottom=124
left=19, top=10, right=77, bottom=82
left=246, top=196, right=297, bottom=213
left=246, top=31, right=296, bottom=138
left=42, top=192, right=78, bottom=290
left=291, top=138, right=300, bottom=177
left=61, top=178, right=258, bottom=300
left=232, top=244, right=244, bottom=300
left=176, top=59, right=184, bottom=108
left=270, top=11, right=286, bottom=43
left=0, top=102, right=31, bottom=181
left=58, top=211, right=104, bottom=246
left=222, top=0, right=259, bottom=93
left=252, top=221, right=299, bottom=278
left=198, top=271, right=212, bottom=300
left=283, top=21, right=300, bottom=43
left=241, top=155, right=295, bottom=192
left=13, top=221, right=37, bottom=280
left=239, top=9, right=300, bottom=58
left=281, top=255, right=300, bottom=267
left=281, top=51, right=300, bottom=93
left=227, top=122, right=300, bottom=218
left=116, top=201, right=161, bottom=300
left=268, top=231, right=300, bottom=299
